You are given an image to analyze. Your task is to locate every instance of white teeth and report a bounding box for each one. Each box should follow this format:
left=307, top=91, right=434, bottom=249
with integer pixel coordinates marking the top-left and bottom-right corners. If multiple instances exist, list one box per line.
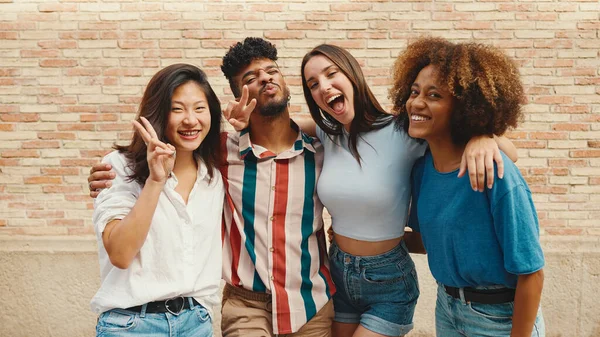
left=179, top=130, right=199, bottom=136
left=327, top=95, right=341, bottom=104
left=411, top=115, right=430, bottom=121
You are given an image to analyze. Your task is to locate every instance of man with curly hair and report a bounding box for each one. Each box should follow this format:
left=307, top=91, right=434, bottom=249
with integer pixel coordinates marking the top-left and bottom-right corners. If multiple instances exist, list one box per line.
left=218, top=37, right=335, bottom=337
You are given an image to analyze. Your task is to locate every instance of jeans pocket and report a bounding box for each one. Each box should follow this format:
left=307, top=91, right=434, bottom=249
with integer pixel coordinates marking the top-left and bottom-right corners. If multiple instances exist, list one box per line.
left=194, top=305, right=211, bottom=323
left=467, top=301, right=513, bottom=321
left=362, top=262, right=405, bottom=284
left=97, top=310, right=138, bottom=335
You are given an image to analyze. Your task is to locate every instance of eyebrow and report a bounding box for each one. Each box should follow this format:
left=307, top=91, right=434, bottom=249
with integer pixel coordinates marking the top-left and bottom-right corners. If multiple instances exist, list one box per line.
left=172, top=100, right=206, bottom=105
left=306, top=65, right=335, bottom=83
left=411, top=83, right=439, bottom=90
left=241, top=64, right=278, bottom=81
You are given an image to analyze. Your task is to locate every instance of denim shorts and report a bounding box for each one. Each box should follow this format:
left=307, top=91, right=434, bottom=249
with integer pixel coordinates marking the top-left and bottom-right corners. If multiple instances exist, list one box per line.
left=435, top=283, right=545, bottom=337
left=96, top=299, right=213, bottom=337
left=328, top=240, right=419, bottom=336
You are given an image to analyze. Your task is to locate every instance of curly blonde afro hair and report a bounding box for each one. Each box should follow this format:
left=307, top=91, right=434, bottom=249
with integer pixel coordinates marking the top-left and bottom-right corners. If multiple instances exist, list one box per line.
left=390, top=37, right=525, bottom=145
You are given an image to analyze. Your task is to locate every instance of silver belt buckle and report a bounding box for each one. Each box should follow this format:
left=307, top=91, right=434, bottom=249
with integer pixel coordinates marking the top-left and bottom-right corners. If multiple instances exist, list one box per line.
left=165, top=296, right=185, bottom=315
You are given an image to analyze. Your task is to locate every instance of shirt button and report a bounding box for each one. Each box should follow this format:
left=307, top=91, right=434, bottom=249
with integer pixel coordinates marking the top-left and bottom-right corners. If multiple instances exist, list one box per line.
left=270, top=276, right=274, bottom=281
left=271, top=186, right=276, bottom=191
left=270, top=216, right=274, bottom=221
left=269, top=247, right=275, bottom=252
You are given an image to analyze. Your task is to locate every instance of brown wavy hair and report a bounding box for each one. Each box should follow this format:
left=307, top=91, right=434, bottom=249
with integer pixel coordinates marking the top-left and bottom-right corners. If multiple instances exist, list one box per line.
left=390, top=37, right=524, bottom=145
left=115, top=64, right=222, bottom=185
left=301, top=44, right=393, bottom=163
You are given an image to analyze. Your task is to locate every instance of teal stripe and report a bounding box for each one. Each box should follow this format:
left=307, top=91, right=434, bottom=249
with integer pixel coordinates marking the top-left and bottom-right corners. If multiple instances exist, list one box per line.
left=242, top=155, right=266, bottom=292
left=300, top=151, right=317, bottom=318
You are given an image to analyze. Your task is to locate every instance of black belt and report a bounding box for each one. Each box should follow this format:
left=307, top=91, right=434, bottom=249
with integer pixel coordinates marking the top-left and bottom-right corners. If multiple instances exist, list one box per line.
left=444, top=285, right=515, bottom=304
left=125, top=297, right=200, bottom=315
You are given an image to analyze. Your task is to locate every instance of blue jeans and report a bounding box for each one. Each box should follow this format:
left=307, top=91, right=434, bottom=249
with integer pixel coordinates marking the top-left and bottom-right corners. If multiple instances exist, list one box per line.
left=329, top=240, right=419, bottom=336
left=96, top=299, right=213, bottom=337
left=435, top=283, right=545, bottom=337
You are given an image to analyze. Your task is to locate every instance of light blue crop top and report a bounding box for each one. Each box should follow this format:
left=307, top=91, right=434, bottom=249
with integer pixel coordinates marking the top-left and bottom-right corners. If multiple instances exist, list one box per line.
left=316, top=121, right=427, bottom=241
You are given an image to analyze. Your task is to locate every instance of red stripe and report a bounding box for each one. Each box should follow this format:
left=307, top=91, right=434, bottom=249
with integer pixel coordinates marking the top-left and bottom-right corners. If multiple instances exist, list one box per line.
left=272, top=159, right=291, bottom=333
left=317, top=229, right=336, bottom=294
left=220, top=133, right=241, bottom=287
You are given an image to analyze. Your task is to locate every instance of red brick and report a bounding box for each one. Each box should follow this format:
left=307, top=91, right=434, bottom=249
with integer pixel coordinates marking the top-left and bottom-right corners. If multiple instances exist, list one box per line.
left=1, top=113, right=40, bottom=122
left=0, top=23, right=36, bottom=30
left=8, top=203, right=43, bottom=210
left=38, top=40, right=77, bottom=49
left=533, top=96, right=573, bottom=104
left=530, top=132, right=568, bottom=140
left=512, top=141, right=547, bottom=149
left=37, top=132, right=76, bottom=140
left=22, top=140, right=60, bottom=149
left=68, top=227, right=95, bottom=235
left=47, top=219, right=84, bottom=227
left=548, top=159, right=587, bottom=167
left=0, top=159, right=19, bottom=166
left=41, top=168, right=80, bottom=176
left=571, top=150, right=600, bottom=158
left=590, top=178, right=600, bottom=185
left=97, top=123, right=132, bottom=131
left=80, top=150, right=112, bottom=158
left=2, top=150, right=39, bottom=158
left=39, top=59, right=78, bottom=68
left=182, top=31, right=222, bottom=39
left=38, top=3, right=77, bottom=12
left=27, top=210, right=65, bottom=218
left=545, top=228, right=584, bottom=236
left=264, top=31, right=305, bottom=39
left=60, top=159, right=99, bottom=167
left=42, top=185, right=82, bottom=193
left=0, top=124, right=15, bottom=131
left=552, top=123, right=589, bottom=131
left=0, top=32, right=18, bottom=40
left=0, top=220, right=6, bottom=227
left=57, top=123, right=95, bottom=131
left=589, top=141, right=600, bottom=148
left=62, top=106, right=99, bottom=113
left=80, top=114, right=119, bottom=122
left=59, top=31, right=98, bottom=40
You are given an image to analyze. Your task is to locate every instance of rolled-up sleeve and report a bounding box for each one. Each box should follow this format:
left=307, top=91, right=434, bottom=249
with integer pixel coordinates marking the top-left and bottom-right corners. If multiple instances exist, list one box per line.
left=92, top=151, right=140, bottom=241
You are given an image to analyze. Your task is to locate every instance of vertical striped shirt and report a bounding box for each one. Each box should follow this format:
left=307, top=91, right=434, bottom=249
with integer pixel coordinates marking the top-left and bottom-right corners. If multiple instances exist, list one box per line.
left=220, top=123, right=335, bottom=334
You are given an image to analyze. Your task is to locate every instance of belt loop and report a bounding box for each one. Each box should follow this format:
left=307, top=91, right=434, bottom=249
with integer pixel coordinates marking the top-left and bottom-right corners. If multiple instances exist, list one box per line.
left=354, top=256, right=361, bottom=273
left=187, top=297, right=194, bottom=309
left=140, top=303, right=147, bottom=318
left=459, top=288, right=467, bottom=305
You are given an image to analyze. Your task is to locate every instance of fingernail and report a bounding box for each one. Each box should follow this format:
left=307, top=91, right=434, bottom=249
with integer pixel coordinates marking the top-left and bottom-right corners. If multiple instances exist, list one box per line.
left=106, top=181, right=112, bottom=187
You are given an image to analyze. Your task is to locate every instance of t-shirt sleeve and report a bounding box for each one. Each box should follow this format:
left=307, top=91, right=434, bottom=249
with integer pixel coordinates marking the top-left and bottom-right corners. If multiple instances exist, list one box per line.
left=407, top=158, right=425, bottom=232
left=92, top=151, right=140, bottom=242
left=491, top=185, right=545, bottom=275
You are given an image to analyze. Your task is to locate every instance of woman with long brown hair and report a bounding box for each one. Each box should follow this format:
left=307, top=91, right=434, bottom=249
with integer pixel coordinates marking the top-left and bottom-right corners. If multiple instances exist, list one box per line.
left=298, top=44, right=518, bottom=337
left=91, top=64, right=223, bottom=337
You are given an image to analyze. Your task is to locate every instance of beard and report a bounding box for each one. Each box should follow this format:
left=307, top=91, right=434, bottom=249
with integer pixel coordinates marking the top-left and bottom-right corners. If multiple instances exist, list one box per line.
left=258, top=85, right=290, bottom=117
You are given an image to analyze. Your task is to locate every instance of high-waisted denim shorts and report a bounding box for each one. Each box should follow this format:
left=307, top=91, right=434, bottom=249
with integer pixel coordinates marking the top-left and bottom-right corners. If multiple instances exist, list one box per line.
left=329, top=240, right=419, bottom=336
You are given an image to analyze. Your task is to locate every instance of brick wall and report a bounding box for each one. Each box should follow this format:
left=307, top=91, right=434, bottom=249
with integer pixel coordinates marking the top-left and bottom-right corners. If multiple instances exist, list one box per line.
left=0, top=0, right=599, bottom=237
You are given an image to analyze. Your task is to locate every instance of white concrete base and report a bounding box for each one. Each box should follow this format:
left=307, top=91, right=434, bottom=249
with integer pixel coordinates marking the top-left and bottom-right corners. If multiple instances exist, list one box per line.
left=1, top=236, right=599, bottom=337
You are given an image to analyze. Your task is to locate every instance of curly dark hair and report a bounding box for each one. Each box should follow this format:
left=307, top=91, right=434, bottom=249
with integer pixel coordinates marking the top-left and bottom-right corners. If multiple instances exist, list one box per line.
left=390, top=37, right=524, bottom=145
left=221, top=37, right=278, bottom=98
left=115, top=64, right=222, bottom=185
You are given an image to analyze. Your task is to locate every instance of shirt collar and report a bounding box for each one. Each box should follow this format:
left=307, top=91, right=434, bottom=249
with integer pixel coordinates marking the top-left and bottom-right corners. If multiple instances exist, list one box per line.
left=167, top=157, right=208, bottom=187
left=239, top=120, right=317, bottom=160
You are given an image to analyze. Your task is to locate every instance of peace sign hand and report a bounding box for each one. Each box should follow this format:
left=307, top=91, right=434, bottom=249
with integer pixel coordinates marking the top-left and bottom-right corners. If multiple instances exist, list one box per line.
left=223, top=85, right=257, bottom=131
left=132, top=116, right=176, bottom=184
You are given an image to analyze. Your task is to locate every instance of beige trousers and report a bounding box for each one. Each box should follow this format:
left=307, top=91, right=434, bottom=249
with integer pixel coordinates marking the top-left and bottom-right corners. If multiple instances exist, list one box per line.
left=221, top=284, right=333, bottom=337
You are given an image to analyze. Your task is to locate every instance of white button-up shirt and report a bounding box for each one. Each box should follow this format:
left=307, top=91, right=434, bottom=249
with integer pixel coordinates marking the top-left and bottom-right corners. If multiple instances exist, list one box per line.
left=91, top=151, right=224, bottom=316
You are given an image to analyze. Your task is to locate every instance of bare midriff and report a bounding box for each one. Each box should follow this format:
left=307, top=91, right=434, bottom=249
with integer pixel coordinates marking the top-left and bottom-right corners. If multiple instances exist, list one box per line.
left=333, top=233, right=403, bottom=256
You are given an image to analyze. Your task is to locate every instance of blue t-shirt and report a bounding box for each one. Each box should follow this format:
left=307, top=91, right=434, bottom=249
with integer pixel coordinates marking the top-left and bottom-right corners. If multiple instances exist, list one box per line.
left=408, top=150, right=545, bottom=289
left=316, top=122, right=427, bottom=241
